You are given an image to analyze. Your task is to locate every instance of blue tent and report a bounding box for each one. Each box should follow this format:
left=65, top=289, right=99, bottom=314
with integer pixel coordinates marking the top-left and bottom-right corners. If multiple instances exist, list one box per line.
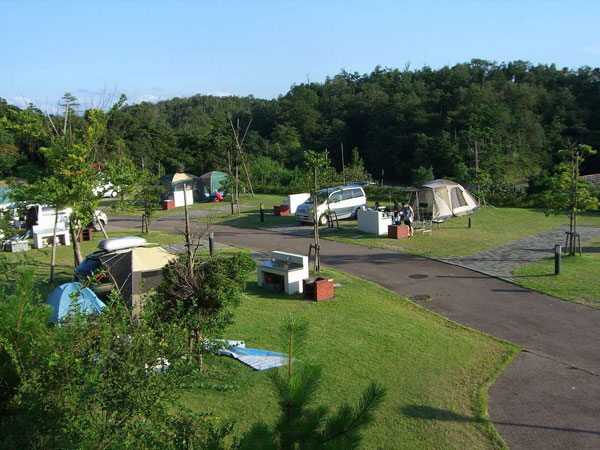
left=46, top=282, right=106, bottom=324
left=0, top=187, right=11, bottom=208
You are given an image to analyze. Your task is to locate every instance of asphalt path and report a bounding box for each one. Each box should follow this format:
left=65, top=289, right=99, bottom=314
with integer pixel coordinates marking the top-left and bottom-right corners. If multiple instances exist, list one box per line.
left=108, top=215, right=600, bottom=449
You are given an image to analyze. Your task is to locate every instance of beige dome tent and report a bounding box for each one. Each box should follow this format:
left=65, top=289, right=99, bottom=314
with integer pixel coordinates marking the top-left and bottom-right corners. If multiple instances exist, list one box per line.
left=409, top=179, right=479, bottom=220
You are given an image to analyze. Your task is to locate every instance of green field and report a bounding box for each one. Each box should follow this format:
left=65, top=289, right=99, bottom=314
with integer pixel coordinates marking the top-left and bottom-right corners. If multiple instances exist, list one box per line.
left=322, top=207, right=600, bottom=258
left=513, top=237, right=600, bottom=308
left=2, top=229, right=518, bottom=449
left=190, top=268, right=517, bottom=450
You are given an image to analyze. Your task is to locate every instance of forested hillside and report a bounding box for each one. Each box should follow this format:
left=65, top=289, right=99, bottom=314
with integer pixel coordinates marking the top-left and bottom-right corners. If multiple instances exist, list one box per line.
left=1, top=60, right=599, bottom=189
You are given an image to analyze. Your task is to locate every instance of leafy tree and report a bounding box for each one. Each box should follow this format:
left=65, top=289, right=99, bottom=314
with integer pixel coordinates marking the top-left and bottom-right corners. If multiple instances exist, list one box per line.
left=134, top=169, right=163, bottom=232
left=9, top=177, right=69, bottom=284
left=542, top=142, right=599, bottom=255
left=411, top=165, right=434, bottom=186
left=303, top=149, right=342, bottom=271
left=235, top=315, right=386, bottom=450
left=0, top=269, right=212, bottom=450
left=344, top=147, right=372, bottom=183
left=104, top=155, right=141, bottom=208
left=0, top=269, right=53, bottom=447
left=154, top=252, right=256, bottom=372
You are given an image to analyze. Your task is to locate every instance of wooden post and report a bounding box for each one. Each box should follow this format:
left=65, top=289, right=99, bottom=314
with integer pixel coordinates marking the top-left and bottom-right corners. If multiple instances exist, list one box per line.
left=183, top=182, right=193, bottom=278
left=313, top=165, right=320, bottom=272
left=50, top=211, right=58, bottom=287
left=341, top=142, right=345, bottom=185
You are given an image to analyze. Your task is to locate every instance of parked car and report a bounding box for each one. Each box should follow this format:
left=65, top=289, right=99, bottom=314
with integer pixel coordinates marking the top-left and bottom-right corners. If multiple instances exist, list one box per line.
left=75, top=236, right=148, bottom=296
left=93, top=181, right=118, bottom=198
left=295, top=184, right=368, bottom=225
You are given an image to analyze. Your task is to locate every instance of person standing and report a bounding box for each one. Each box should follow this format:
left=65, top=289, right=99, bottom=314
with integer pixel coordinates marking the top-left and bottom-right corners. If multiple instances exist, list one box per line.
left=401, top=201, right=414, bottom=236
left=392, top=199, right=401, bottom=223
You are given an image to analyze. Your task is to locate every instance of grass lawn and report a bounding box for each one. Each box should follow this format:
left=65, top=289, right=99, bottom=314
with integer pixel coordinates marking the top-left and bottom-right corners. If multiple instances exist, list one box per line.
left=2, top=228, right=518, bottom=449
left=324, top=207, right=600, bottom=258
left=512, top=237, right=600, bottom=308
left=188, top=268, right=518, bottom=450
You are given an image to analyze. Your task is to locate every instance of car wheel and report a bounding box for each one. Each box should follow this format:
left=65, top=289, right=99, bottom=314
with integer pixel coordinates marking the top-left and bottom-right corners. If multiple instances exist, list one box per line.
left=318, top=214, right=328, bottom=226
left=93, top=219, right=105, bottom=232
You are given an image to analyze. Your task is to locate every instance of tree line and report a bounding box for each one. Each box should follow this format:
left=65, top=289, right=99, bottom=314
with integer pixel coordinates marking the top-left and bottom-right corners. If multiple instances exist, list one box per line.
left=1, top=59, right=600, bottom=193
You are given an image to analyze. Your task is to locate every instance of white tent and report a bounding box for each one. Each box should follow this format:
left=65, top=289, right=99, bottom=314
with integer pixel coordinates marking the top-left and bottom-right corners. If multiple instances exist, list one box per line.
left=409, top=179, right=479, bottom=220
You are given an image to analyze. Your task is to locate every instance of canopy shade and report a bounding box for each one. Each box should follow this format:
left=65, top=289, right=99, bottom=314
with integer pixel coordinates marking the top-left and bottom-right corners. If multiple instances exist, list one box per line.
left=159, top=172, right=198, bottom=187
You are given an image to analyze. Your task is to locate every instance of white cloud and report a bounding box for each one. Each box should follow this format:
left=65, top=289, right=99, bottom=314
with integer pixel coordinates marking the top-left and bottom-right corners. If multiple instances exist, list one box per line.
left=583, top=45, right=600, bottom=56
left=14, top=96, right=33, bottom=107
left=214, top=91, right=232, bottom=97
left=136, top=94, right=159, bottom=103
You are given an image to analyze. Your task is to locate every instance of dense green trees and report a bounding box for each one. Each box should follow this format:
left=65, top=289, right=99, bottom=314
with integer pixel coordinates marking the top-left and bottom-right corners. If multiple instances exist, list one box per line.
left=1, top=61, right=599, bottom=192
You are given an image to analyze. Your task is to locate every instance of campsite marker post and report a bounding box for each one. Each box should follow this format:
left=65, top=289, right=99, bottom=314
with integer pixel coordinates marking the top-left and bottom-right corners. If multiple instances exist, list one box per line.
left=555, top=245, right=561, bottom=275
left=468, top=218, right=472, bottom=228
left=260, top=203, right=265, bottom=222
left=209, top=232, right=215, bottom=256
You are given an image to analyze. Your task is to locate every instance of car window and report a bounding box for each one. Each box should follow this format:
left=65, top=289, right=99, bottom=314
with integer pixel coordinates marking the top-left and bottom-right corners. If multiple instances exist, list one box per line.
left=329, top=191, right=342, bottom=202
left=341, top=189, right=353, bottom=200
left=352, top=188, right=364, bottom=198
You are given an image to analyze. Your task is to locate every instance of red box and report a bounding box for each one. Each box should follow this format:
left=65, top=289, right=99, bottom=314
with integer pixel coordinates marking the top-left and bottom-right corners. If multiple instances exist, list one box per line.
left=303, top=277, right=334, bottom=301
left=162, top=200, right=175, bottom=210
left=78, top=228, right=93, bottom=242
left=388, top=224, right=410, bottom=239
left=274, top=205, right=290, bottom=216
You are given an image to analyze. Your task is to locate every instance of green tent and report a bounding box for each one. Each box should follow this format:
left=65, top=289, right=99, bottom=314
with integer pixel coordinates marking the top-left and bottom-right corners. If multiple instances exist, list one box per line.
left=200, top=171, right=228, bottom=195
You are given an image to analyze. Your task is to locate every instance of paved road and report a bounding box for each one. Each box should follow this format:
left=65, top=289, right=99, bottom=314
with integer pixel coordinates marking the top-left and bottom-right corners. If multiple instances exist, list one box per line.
left=108, top=216, right=600, bottom=449
left=440, top=225, right=600, bottom=278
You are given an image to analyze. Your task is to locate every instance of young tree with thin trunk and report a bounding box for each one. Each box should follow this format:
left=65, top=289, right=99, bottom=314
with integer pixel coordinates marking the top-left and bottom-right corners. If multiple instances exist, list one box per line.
left=235, top=315, right=386, bottom=449
left=542, top=141, right=598, bottom=255
left=154, top=247, right=255, bottom=373
left=8, top=178, right=67, bottom=286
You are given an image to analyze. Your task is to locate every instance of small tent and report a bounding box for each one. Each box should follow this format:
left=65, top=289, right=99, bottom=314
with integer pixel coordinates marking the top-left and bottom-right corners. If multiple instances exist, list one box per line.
left=0, top=187, right=12, bottom=210
left=200, top=171, right=228, bottom=196
left=159, top=173, right=197, bottom=207
left=409, top=179, right=479, bottom=220
left=98, top=246, right=177, bottom=315
left=46, top=282, right=106, bottom=324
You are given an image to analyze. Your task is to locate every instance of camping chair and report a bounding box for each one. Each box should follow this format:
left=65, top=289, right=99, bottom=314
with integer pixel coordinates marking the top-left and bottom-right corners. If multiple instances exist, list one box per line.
left=413, top=213, right=432, bottom=235
left=432, top=219, right=445, bottom=229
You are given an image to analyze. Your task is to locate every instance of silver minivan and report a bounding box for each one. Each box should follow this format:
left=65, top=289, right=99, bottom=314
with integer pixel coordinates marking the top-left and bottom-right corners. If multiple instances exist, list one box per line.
left=295, top=184, right=368, bottom=225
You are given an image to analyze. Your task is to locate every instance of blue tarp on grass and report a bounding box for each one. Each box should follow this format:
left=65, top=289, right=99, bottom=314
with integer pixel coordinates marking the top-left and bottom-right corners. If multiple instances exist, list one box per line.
left=219, top=342, right=289, bottom=371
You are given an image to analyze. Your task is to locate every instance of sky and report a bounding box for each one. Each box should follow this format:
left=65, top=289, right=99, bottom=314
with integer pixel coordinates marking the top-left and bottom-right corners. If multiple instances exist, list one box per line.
left=1, top=0, right=599, bottom=111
